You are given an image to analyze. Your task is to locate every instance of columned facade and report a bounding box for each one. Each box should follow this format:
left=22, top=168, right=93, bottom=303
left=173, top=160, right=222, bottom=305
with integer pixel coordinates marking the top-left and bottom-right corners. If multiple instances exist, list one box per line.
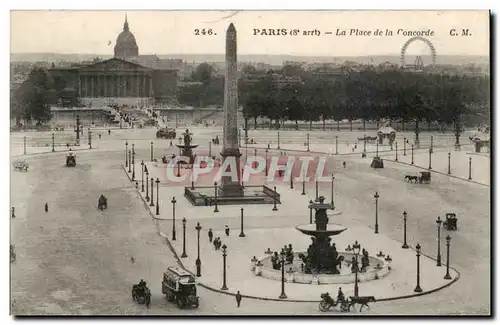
left=78, top=73, right=153, bottom=98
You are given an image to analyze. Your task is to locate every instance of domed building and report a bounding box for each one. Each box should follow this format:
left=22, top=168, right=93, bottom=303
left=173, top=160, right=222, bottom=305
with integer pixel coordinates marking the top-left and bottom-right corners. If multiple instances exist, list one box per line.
left=114, top=15, right=139, bottom=59
left=49, top=15, right=182, bottom=107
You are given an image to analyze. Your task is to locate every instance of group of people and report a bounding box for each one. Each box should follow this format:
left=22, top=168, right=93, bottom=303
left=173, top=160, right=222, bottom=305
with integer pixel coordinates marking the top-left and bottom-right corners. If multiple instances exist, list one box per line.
left=270, top=244, right=295, bottom=270
left=208, top=225, right=231, bottom=251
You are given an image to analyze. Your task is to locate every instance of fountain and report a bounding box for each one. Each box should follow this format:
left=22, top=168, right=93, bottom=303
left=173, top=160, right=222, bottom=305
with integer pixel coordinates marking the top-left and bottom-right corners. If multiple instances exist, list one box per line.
left=295, top=196, right=347, bottom=274
left=176, top=129, right=198, bottom=164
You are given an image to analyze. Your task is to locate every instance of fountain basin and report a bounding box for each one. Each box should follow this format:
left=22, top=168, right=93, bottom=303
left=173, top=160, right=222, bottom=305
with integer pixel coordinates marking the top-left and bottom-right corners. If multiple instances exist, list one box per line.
left=254, top=252, right=390, bottom=285
left=295, top=223, right=347, bottom=237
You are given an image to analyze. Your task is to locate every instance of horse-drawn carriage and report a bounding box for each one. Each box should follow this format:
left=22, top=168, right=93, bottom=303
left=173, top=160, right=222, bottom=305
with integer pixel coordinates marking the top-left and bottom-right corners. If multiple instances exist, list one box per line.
left=405, top=171, right=431, bottom=184
left=319, top=293, right=376, bottom=312
left=12, top=160, right=29, bottom=172
left=66, top=154, right=76, bottom=167
left=443, top=213, right=458, bottom=231
left=132, top=281, right=151, bottom=308
left=98, top=195, right=107, bottom=210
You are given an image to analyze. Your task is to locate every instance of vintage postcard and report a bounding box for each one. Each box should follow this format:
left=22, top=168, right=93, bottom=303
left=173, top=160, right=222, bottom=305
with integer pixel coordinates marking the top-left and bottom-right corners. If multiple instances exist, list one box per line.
left=9, top=10, right=490, bottom=316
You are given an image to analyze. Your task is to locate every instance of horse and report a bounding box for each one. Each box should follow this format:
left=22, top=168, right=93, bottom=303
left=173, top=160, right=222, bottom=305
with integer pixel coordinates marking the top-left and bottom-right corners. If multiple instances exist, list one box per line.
left=348, top=296, right=376, bottom=312
left=405, top=175, right=418, bottom=183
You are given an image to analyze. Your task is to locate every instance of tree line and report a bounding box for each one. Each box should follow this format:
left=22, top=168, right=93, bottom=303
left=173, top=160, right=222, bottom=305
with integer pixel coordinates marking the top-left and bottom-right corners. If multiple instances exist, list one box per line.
left=182, top=63, right=490, bottom=137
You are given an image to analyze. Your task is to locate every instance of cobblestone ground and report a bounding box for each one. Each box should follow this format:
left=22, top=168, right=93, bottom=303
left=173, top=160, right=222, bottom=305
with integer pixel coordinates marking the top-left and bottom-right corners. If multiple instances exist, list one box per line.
left=10, top=128, right=490, bottom=315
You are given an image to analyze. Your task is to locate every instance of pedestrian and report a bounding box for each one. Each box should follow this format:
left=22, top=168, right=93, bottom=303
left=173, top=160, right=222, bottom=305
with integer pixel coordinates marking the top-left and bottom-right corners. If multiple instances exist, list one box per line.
left=225, top=225, right=230, bottom=236
left=98, top=133, right=102, bottom=140
left=235, top=291, right=242, bottom=307
left=45, top=203, right=48, bottom=212
left=11, top=207, right=15, bottom=219
left=343, top=161, right=346, bottom=168
left=108, top=129, right=111, bottom=135
left=217, top=237, right=221, bottom=250
left=213, top=237, right=218, bottom=250
left=208, top=228, right=213, bottom=243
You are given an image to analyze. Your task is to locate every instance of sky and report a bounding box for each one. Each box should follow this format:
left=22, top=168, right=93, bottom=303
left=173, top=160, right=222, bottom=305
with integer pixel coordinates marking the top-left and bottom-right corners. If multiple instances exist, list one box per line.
left=10, top=10, right=490, bottom=56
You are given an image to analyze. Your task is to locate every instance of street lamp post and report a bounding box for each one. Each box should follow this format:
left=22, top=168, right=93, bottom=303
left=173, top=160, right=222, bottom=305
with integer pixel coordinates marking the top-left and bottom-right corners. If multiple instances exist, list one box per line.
left=209, top=141, right=212, bottom=157
left=221, top=244, right=228, bottom=290
left=214, top=182, right=219, bottom=213
left=402, top=211, right=409, bottom=249
left=52, top=133, right=55, bottom=152
left=411, top=144, right=414, bottom=165
left=376, top=139, right=379, bottom=157
left=363, top=134, right=367, bottom=152
left=155, top=178, right=160, bottom=215
left=171, top=197, right=177, bottom=240
left=150, top=141, right=154, bottom=162
left=428, top=148, right=432, bottom=170
left=239, top=207, right=246, bottom=237
left=447, top=153, right=451, bottom=175
left=395, top=142, right=398, bottom=161
left=309, top=200, right=314, bottom=224
left=195, top=222, right=202, bottom=277
left=279, top=249, right=287, bottom=299
left=444, top=235, right=452, bottom=280
left=331, top=174, right=335, bottom=210
left=436, top=216, right=443, bottom=266
left=265, top=149, right=269, bottom=176
left=277, top=132, right=280, bottom=149
left=468, top=157, right=472, bottom=180
left=145, top=170, right=150, bottom=201
left=272, top=186, right=278, bottom=211
left=89, top=130, right=92, bottom=149
left=414, top=243, right=423, bottom=292
left=290, top=171, right=294, bottom=189
left=141, top=161, right=145, bottom=192
left=181, top=218, right=187, bottom=258
left=307, top=133, right=310, bottom=152
left=335, top=136, right=338, bottom=155
left=301, top=171, right=306, bottom=195
left=176, top=161, right=181, bottom=178
left=403, top=137, right=407, bottom=155
left=353, top=240, right=361, bottom=296
left=125, top=141, right=128, bottom=168
left=23, top=136, right=26, bottom=155
left=149, top=178, right=155, bottom=207
left=132, top=150, right=136, bottom=181
left=128, top=150, right=132, bottom=173
left=315, top=180, right=319, bottom=201
left=374, top=192, right=380, bottom=234
left=430, top=135, right=434, bottom=152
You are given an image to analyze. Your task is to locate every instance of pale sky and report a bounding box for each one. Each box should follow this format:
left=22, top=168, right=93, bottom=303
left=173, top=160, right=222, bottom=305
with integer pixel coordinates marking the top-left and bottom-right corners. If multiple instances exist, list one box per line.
left=10, top=10, right=490, bottom=56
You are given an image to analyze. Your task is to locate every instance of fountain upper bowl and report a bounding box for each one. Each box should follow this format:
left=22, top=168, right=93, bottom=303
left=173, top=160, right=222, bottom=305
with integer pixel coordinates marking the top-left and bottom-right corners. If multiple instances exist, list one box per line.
left=295, top=223, right=347, bottom=236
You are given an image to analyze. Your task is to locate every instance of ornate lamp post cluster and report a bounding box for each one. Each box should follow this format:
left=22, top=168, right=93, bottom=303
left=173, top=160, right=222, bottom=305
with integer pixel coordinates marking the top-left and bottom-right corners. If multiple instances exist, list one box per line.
left=400, top=212, right=454, bottom=294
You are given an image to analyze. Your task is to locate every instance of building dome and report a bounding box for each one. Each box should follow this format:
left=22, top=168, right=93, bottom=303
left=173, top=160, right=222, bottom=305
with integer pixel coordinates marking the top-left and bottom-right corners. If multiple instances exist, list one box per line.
left=114, top=15, right=139, bottom=59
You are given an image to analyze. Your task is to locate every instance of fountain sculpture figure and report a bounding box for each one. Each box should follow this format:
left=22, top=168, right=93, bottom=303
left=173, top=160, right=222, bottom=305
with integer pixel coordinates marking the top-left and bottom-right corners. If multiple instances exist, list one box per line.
left=176, top=129, right=199, bottom=164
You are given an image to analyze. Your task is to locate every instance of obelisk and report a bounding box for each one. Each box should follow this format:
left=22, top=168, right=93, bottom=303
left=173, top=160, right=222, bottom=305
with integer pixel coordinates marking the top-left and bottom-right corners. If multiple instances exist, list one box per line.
left=220, top=23, right=243, bottom=196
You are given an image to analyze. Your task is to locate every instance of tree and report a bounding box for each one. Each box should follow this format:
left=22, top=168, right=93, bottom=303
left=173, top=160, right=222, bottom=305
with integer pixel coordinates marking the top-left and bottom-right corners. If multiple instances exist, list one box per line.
left=14, top=68, right=55, bottom=125
left=192, top=63, right=215, bottom=85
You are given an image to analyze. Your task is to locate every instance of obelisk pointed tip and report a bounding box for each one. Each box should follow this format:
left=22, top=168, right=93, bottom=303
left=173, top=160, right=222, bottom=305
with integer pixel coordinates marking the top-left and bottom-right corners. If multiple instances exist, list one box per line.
left=227, top=23, right=236, bottom=32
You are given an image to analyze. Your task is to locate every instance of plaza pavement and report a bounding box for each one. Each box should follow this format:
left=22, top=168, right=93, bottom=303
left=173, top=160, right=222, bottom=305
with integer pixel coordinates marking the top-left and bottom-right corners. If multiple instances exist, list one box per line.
left=10, top=126, right=491, bottom=315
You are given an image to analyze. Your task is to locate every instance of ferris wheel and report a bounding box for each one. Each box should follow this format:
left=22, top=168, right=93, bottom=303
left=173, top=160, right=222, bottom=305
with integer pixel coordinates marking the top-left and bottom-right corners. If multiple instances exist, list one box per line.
left=400, top=36, right=437, bottom=69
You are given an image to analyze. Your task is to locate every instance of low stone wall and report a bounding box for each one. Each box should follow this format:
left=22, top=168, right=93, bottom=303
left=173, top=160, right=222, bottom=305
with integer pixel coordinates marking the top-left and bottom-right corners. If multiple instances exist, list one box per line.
left=263, top=185, right=281, bottom=203
left=254, top=252, right=390, bottom=285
